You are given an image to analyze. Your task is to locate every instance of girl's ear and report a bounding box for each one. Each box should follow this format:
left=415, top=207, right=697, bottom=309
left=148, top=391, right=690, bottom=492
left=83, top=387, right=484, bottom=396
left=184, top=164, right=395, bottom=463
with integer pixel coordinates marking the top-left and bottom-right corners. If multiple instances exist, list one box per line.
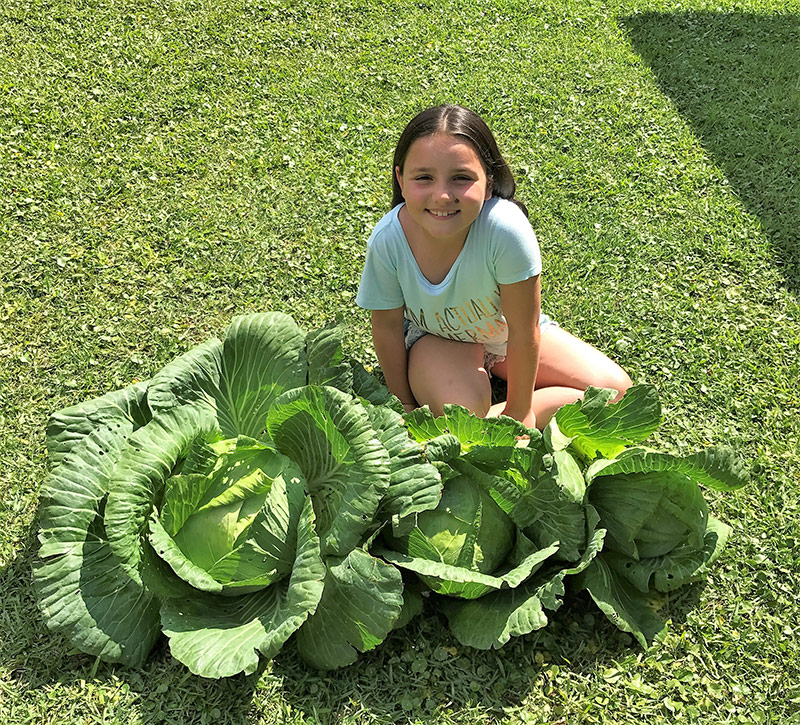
left=484, top=178, right=493, bottom=201
left=395, top=166, right=404, bottom=197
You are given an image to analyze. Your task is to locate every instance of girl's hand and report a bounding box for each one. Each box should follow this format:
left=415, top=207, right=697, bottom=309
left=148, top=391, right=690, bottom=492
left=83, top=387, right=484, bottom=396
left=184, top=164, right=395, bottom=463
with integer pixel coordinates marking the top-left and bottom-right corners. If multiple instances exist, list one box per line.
left=487, top=402, right=536, bottom=430
left=402, top=402, right=417, bottom=414
left=500, top=404, right=536, bottom=431
left=518, top=410, right=537, bottom=430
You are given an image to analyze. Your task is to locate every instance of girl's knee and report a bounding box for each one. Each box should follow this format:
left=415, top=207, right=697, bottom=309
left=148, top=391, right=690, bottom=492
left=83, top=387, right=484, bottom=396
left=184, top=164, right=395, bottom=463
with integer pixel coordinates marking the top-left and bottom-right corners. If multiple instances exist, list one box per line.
left=422, top=388, right=491, bottom=418
left=408, top=336, right=491, bottom=416
left=602, top=366, right=633, bottom=401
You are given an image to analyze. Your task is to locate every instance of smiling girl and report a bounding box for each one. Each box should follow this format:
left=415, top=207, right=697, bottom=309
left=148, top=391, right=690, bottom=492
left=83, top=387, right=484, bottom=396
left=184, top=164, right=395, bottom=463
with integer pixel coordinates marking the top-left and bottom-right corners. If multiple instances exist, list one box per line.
left=356, top=104, right=631, bottom=430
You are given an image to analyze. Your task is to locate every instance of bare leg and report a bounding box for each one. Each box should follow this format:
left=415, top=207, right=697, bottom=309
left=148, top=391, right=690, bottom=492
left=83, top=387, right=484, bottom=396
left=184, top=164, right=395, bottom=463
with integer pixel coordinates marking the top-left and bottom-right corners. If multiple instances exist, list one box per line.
left=407, top=335, right=491, bottom=416
left=535, top=327, right=632, bottom=397
left=406, top=327, right=631, bottom=429
left=492, top=326, right=632, bottom=428
left=487, top=386, right=584, bottom=425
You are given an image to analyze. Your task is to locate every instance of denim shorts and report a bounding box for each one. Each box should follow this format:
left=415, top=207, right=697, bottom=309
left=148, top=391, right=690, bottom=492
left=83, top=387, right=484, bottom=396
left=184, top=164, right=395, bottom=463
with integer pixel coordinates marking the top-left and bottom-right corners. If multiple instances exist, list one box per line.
left=403, top=313, right=558, bottom=376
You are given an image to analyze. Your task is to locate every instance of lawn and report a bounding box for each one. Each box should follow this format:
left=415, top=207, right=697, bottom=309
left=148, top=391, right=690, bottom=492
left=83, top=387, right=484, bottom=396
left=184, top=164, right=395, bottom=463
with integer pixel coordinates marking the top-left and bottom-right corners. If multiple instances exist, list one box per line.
left=1, top=0, right=799, bottom=722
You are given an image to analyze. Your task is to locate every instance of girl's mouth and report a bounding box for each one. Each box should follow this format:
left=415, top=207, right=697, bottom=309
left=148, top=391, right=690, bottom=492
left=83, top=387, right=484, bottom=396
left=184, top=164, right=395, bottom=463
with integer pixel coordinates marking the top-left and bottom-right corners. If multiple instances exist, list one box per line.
left=427, top=209, right=459, bottom=218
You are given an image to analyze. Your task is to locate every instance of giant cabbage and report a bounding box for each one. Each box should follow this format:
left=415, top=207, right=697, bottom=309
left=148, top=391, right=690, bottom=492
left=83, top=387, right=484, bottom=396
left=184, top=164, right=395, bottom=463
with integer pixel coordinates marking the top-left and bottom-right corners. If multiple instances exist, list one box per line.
left=376, top=386, right=747, bottom=651
left=553, top=387, right=749, bottom=646
left=376, top=405, right=605, bottom=650
left=34, top=313, right=440, bottom=677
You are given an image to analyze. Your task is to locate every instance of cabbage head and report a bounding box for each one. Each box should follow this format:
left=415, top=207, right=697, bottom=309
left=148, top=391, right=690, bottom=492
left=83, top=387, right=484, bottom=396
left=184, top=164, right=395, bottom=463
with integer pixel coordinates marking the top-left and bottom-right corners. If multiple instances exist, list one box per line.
left=148, top=435, right=309, bottom=597
left=386, top=473, right=515, bottom=596
left=34, top=313, right=440, bottom=677
left=377, top=405, right=604, bottom=649
left=552, top=387, right=749, bottom=646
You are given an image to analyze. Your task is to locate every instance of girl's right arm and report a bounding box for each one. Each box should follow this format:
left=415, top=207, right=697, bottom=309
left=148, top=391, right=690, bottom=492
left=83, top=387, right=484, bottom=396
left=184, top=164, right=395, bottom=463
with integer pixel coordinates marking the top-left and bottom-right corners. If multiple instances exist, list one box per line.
left=371, top=308, right=417, bottom=412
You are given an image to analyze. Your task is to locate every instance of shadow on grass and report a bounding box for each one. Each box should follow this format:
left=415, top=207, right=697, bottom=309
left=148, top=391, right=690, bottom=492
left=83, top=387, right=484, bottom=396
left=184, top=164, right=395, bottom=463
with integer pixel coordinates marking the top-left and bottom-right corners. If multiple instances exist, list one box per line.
left=620, top=11, right=800, bottom=289
left=270, top=578, right=710, bottom=723
left=269, top=593, right=639, bottom=723
left=1, top=527, right=627, bottom=723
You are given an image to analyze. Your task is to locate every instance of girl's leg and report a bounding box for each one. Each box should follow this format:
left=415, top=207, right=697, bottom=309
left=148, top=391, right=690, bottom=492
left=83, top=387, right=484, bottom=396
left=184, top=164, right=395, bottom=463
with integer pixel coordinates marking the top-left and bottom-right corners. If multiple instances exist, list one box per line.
left=535, top=326, right=632, bottom=397
left=487, top=386, right=587, bottom=426
left=491, top=326, right=632, bottom=427
left=407, top=335, right=491, bottom=416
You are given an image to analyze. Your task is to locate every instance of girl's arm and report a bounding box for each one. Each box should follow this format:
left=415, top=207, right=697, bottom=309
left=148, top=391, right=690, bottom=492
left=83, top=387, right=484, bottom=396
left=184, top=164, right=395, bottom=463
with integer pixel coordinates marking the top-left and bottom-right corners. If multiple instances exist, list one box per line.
left=498, top=275, right=541, bottom=429
left=371, top=308, right=417, bottom=412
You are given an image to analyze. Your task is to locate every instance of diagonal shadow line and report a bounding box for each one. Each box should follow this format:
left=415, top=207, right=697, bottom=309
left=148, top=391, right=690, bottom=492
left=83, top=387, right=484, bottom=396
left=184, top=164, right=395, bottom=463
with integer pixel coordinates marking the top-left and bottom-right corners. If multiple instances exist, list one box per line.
left=620, top=11, right=800, bottom=290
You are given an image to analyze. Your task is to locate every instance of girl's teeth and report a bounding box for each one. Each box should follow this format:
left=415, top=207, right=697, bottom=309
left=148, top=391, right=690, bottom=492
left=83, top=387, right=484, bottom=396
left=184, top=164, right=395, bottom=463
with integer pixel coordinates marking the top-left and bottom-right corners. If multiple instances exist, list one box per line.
left=430, top=210, right=455, bottom=217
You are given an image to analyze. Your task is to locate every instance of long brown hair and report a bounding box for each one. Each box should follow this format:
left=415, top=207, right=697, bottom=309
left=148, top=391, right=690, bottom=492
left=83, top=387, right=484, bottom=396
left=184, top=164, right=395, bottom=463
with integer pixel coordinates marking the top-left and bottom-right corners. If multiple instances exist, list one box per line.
left=391, top=105, right=527, bottom=217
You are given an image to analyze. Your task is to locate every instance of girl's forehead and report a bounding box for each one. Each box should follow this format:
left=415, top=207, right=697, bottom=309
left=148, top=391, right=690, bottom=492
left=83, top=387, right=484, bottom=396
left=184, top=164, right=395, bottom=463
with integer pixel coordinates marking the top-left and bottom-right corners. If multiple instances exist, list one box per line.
left=403, top=133, right=483, bottom=167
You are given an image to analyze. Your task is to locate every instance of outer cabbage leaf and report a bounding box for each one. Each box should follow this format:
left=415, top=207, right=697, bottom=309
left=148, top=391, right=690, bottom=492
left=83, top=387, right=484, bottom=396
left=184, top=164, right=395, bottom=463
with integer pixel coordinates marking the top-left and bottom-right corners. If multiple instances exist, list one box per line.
left=391, top=576, right=425, bottom=630
left=45, top=381, right=152, bottom=472
left=103, top=405, right=218, bottom=578
left=405, top=404, right=530, bottom=451
left=34, top=422, right=161, bottom=666
left=440, top=526, right=606, bottom=649
left=350, top=360, right=398, bottom=408
left=378, top=542, right=560, bottom=600
left=147, top=312, right=307, bottom=437
left=365, top=402, right=442, bottom=523
left=295, top=548, right=404, bottom=670
left=513, top=448, right=587, bottom=561
left=554, top=385, right=662, bottom=461
left=305, top=318, right=353, bottom=392
left=39, top=382, right=152, bottom=560
left=575, top=556, right=669, bottom=648
left=586, top=446, right=749, bottom=492
left=424, top=434, right=461, bottom=465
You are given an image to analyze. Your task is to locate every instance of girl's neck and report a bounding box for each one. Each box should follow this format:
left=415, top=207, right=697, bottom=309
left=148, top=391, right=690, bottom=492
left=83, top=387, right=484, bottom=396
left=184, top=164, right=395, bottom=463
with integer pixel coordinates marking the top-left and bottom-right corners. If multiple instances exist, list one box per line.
left=398, top=205, right=469, bottom=285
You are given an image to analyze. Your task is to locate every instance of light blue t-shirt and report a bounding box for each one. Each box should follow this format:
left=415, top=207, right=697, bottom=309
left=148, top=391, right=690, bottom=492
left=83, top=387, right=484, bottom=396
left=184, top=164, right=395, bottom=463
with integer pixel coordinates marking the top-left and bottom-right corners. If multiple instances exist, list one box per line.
left=356, top=197, right=542, bottom=355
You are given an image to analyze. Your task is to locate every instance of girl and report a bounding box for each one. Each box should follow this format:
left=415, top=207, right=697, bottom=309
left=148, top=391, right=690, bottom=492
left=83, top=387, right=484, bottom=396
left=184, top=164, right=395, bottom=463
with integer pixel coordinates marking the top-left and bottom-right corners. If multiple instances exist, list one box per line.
left=356, top=104, right=631, bottom=430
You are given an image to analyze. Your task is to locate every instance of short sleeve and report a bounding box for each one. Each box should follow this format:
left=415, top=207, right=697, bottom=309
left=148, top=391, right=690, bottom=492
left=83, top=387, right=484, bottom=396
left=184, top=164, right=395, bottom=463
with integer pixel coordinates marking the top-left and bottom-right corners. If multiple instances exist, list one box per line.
left=356, top=233, right=405, bottom=310
left=488, top=201, right=542, bottom=285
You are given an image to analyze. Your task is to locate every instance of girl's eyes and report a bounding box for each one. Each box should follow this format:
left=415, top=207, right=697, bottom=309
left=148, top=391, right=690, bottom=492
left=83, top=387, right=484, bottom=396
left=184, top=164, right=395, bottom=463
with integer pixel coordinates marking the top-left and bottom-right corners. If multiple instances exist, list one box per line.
left=413, top=175, right=475, bottom=182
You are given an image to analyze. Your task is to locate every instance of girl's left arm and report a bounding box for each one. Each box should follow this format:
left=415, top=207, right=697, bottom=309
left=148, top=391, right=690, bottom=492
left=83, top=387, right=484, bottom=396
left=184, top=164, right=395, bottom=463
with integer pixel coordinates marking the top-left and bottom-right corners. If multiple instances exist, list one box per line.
left=499, top=275, right=541, bottom=429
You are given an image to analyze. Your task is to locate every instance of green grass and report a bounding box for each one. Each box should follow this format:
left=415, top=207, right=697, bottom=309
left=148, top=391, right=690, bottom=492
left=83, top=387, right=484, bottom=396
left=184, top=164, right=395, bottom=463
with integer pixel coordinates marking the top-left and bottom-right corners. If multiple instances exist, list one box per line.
left=1, top=0, right=799, bottom=721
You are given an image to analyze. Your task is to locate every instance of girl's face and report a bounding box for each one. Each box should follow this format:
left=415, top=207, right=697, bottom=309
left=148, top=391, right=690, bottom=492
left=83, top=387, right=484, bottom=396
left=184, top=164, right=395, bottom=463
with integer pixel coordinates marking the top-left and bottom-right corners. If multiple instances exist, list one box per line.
left=395, top=133, right=492, bottom=248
